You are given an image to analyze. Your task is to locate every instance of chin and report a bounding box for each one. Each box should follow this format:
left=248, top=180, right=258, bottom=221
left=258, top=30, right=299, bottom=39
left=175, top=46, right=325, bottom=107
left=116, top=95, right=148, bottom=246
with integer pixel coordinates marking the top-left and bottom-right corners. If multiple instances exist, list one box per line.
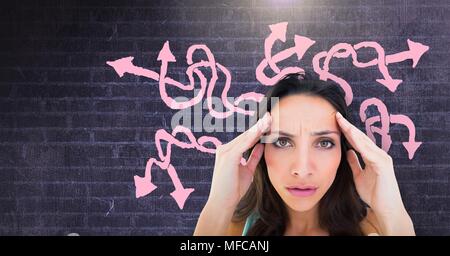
left=283, top=196, right=320, bottom=212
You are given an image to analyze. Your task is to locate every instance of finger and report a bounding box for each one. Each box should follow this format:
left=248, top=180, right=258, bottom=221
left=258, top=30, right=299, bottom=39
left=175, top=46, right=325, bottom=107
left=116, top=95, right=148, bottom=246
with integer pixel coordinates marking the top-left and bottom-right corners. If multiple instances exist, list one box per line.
left=336, top=112, right=372, bottom=150
left=243, top=143, right=264, bottom=175
left=231, top=112, right=272, bottom=154
left=347, top=149, right=363, bottom=179
left=336, top=112, right=382, bottom=164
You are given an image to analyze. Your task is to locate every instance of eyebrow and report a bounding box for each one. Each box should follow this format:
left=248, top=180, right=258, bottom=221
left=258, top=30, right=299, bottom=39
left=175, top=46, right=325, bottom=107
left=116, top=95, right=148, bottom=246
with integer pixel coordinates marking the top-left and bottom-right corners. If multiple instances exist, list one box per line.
left=267, top=130, right=340, bottom=137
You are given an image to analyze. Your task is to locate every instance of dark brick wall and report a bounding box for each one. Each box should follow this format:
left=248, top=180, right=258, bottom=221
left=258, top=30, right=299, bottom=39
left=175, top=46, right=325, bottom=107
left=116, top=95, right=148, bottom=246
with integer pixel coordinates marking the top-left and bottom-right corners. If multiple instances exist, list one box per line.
left=0, top=0, right=449, bottom=235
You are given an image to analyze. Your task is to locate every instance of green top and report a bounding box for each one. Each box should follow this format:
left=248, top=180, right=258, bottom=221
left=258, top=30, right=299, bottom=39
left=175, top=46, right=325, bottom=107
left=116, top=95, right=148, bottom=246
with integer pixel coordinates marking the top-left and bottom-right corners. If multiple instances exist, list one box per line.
left=241, top=211, right=259, bottom=236
left=242, top=212, right=380, bottom=236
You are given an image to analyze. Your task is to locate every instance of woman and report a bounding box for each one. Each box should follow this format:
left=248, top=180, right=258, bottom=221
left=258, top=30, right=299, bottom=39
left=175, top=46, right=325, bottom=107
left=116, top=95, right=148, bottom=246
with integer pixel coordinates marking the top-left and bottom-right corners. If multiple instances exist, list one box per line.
left=194, top=73, right=415, bottom=236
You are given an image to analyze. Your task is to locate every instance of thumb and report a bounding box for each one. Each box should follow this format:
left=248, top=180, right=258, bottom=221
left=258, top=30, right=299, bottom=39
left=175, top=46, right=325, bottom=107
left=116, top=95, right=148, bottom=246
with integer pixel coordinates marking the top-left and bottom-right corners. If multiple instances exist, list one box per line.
left=347, top=149, right=362, bottom=179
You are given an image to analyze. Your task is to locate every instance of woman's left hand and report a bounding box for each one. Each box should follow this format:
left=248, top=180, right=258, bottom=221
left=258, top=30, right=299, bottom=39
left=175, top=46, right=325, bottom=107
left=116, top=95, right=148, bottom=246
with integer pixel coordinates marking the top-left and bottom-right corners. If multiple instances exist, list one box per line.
left=335, top=112, right=415, bottom=235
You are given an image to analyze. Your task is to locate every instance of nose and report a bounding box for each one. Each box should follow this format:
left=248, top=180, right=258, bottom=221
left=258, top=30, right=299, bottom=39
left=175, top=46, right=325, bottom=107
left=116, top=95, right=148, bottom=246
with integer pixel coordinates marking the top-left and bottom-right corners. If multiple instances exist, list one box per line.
left=291, top=168, right=312, bottom=178
left=291, top=144, right=312, bottom=178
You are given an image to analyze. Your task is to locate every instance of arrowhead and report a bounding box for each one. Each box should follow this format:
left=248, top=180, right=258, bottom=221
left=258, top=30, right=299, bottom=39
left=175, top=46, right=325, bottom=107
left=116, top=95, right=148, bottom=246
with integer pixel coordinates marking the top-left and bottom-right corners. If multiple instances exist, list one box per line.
left=170, top=188, right=195, bottom=209
left=402, top=141, right=422, bottom=160
left=134, top=175, right=157, bottom=198
left=407, top=39, right=429, bottom=68
left=157, top=41, right=176, bottom=62
left=106, top=56, right=134, bottom=77
left=269, top=22, right=288, bottom=42
left=294, top=35, right=316, bottom=60
left=376, top=78, right=403, bottom=92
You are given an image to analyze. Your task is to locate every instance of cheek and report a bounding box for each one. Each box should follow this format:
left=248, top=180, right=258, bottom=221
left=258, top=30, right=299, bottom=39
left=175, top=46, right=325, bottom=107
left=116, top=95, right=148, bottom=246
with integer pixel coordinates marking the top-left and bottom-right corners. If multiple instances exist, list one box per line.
left=315, top=148, right=342, bottom=185
left=264, top=145, right=285, bottom=186
left=318, top=149, right=341, bottom=166
left=263, top=145, right=290, bottom=172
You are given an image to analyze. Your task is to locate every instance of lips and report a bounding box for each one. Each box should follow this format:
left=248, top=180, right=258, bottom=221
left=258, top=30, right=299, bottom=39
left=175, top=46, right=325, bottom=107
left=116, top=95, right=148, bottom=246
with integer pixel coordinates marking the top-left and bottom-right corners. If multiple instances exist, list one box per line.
left=286, top=185, right=318, bottom=197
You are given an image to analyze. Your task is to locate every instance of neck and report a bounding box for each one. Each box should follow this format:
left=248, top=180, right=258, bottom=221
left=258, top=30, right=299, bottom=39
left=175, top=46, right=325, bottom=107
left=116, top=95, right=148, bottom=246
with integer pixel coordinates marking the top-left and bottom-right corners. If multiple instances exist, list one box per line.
left=284, top=204, right=327, bottom=236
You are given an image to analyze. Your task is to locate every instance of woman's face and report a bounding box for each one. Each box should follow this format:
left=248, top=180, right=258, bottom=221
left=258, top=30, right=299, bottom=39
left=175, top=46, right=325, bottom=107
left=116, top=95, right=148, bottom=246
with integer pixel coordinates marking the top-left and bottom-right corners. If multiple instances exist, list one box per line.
left=264, top=94, right=342, bottom=212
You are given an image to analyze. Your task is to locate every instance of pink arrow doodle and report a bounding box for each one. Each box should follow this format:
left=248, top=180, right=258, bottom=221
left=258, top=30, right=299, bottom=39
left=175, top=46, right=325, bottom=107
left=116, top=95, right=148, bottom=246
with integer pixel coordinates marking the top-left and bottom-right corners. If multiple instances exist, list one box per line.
left=206, top=61, right=257, bottom=118
left=385, top=39, right=430, bottom=68
left=106, top=56, right=159, bottom=80
left=265, top=22, right=288, bottom=73
left=359, top=98, right=393, bottom=152
left=358, top=98, right=422, bottom=159
left=256, top=22, right=316, bottom=86
left=313, top=44, right=355, bottom=106
left=234, top=92, right=266, bottom=106
left=389, top=114, right=423, bottom=160
left=108, top=41, right=269, bottom=208
left=352, top=40, right=428, bottom=91
left=353, top=42, right=402, bottom=92
left=313, top=42, right=401, bottom=105
left=158, top=41, right=208, bottom=109
left=108, top=41, right=264, bottom=118
left=108, top=21, right=428, bottom=210
left=134, top=125, right=222, bottom=209
left=313, top=38, right=429, bottom=105
left=183, top=44, right=265, bottom=118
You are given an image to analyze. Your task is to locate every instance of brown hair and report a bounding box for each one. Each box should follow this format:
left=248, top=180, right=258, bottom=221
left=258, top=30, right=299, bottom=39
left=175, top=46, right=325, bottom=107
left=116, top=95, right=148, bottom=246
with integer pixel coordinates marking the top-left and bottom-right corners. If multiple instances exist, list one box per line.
left=232, top=72, right=367, bottom=235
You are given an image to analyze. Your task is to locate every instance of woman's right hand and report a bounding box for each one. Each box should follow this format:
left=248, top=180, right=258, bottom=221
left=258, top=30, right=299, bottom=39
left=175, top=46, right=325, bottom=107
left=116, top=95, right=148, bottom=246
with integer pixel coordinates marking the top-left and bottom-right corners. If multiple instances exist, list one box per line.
left=207, top=112, right=272, bottom=209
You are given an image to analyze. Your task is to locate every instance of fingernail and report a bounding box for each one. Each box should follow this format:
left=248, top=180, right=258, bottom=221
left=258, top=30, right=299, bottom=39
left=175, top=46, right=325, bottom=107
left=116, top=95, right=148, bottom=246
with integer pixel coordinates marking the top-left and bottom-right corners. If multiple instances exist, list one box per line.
left=336, top=112, right=342, bottom=119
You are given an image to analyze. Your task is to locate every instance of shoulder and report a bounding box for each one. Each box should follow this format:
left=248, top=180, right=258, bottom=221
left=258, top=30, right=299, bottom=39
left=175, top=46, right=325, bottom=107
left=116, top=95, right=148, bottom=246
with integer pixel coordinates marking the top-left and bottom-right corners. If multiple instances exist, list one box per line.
left=226, top=220, right=245, bottom=236
left=360, top=207, right=381, bottom=236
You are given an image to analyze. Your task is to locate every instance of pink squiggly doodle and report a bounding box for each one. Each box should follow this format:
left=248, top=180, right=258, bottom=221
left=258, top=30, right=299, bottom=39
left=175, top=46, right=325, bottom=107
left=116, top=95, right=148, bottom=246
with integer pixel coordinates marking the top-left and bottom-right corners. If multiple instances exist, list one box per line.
left=359, top=97, right=393, bottom=152
left=108, top=21, right=429, bottom=209
left=359, top=98, right=422, bottom=159
left=107, top=41, right=264, bottom=118
left=108, top=41, right=263, bottom=208
left=312, top=40, right=429, bottom=106
left=256, top=22, right=316, bottom=86
left=254, top=22, right=430, bottom=105
left=390, top=115, right=423, bottom=160
left=134, top=126, right=223, bottom=209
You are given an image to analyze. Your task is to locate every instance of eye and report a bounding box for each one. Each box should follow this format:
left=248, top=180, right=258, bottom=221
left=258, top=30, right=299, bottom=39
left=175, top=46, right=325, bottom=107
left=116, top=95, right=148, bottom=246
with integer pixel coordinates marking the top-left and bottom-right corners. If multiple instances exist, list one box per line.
left=317, top=139, right=335, bottom=149
left=273, top=137, right=292, bottom=148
